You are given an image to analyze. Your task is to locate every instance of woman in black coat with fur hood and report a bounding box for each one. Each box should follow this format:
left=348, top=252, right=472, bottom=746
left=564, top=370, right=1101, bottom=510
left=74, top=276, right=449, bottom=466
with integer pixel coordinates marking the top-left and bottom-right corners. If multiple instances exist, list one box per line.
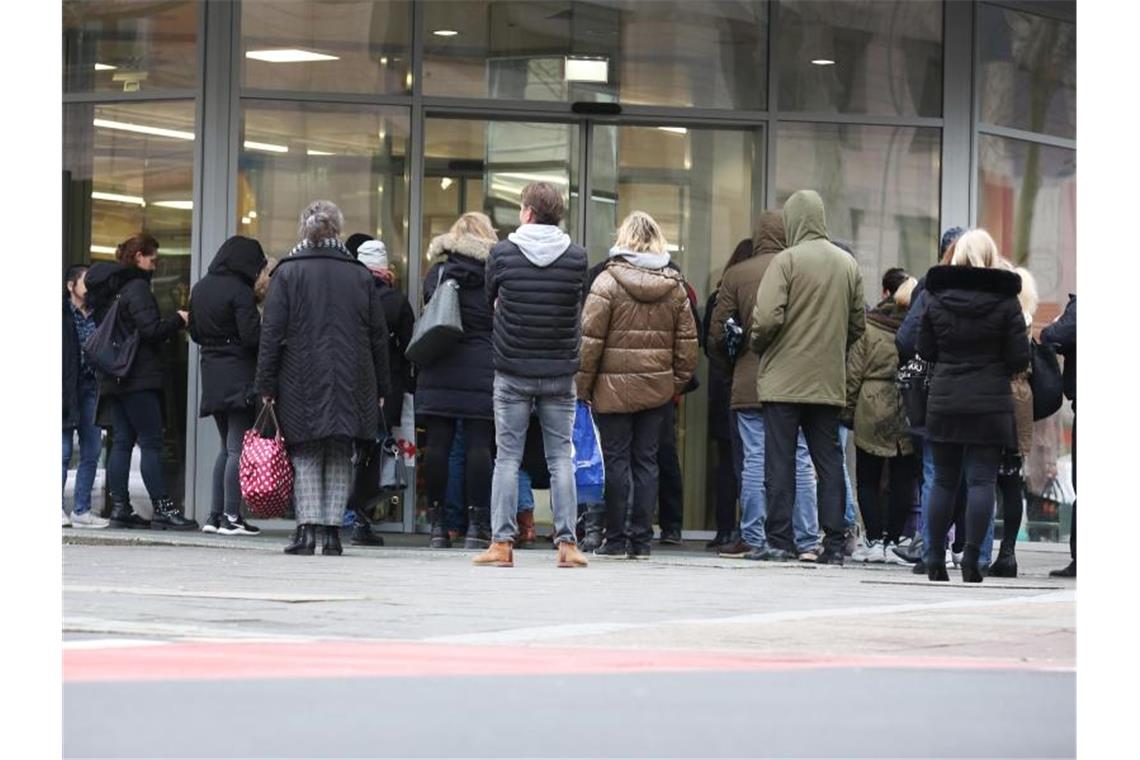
left=918, top=229, right=1029, bottom=583
left=189, top=235, right=268, bottom=536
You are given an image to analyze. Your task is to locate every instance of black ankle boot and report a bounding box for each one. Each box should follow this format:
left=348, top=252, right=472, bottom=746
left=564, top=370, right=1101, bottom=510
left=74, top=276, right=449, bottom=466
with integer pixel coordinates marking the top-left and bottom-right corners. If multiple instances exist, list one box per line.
left=927, top=545, right=949, bottom=581
left=284, top=524, right=317, bottom=555
left=108, top=493, right=150, bottom=529
left=149, top=497, right=198, bottom=531
left=323, top=526, right=343, bottom=556
left=350, top=521, right=383, bottom=546
left=428, top=502, right=451, bottom=548
left=579, top=510, right=606, bottom=553
left=961, top=545, right=983, bottom=583
left=989, top=549, right=1018, bottom=578
left=464, top=505, right=491, bottom=550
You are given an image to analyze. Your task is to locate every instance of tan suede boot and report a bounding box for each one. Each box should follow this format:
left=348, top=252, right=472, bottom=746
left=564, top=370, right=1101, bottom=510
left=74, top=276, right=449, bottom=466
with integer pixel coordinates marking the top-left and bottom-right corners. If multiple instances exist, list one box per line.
left=473, top=541, right=514, bottom=567
left=557, top=541, right=589, bottom=568
left=517, top=510, right=537, bottom=548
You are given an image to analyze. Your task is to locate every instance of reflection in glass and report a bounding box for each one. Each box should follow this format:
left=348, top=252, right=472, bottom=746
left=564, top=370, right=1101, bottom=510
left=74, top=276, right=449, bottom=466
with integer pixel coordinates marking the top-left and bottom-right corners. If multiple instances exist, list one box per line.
left=63, top=100, right=197, bottom=509
left=776, top=122, right=940, bottom=295
left=979, top=4, right=1076, bottom=139
left=776, top=0, right=942, bottom=116
left=238, top=102, right=410, bottom=282
left=977, top=135, right=1076, bottom=318
left=424, top=1, right=768, bottom=109
left=63, top=0, right=198, bottom=93
left=591, top=124, right=764, bottom=532
left=241, top=0, right=412, bottom=94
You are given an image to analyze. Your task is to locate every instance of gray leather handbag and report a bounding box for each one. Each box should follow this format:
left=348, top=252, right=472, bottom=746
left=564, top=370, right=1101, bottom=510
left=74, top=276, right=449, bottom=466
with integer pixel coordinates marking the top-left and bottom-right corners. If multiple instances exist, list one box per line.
left=405, top=265, right=463, bottom=366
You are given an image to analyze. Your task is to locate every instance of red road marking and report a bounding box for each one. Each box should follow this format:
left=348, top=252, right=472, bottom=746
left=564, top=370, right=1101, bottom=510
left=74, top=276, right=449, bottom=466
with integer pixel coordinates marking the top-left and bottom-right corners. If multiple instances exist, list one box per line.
left=63, top=641, right=1073, bottom=683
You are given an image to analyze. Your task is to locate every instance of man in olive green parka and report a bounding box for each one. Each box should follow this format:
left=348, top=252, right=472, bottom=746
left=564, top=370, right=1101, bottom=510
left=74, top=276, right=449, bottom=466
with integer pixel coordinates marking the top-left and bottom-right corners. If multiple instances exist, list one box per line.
left=750, top=189, right=866, bottom=563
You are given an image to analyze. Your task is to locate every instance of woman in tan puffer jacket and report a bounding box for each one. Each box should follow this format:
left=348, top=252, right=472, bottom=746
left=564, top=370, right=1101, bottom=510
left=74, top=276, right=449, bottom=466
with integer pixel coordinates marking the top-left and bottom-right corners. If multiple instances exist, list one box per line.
left=577, top=211, right=698, bottom=559
left=990, top=263, right=1038, bottom=578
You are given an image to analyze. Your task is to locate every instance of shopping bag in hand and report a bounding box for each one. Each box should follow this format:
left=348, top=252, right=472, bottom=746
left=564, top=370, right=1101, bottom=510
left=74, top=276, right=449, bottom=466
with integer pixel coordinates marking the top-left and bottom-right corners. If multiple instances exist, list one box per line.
left=572, top=400, right=605, bottom=504
left=239, top=402, right=293, bottom=518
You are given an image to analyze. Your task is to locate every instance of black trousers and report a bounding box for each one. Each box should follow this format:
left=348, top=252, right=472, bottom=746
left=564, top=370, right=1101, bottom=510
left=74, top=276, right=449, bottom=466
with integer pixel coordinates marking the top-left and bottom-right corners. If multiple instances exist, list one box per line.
left=656, top=402, right=684, bottom=532
left=422, top=416, right=493, bottom=512
left=598, top=403, right=670, bottom=547
left=763, top=403, right=846, bottom=554
left=1070, top=409, right=1076, bottom=561
left=928, top=442, right=1001, bottom=558
left=855, top=448, right=916, bottom=544
left=713, top=434, right=738, bottom=534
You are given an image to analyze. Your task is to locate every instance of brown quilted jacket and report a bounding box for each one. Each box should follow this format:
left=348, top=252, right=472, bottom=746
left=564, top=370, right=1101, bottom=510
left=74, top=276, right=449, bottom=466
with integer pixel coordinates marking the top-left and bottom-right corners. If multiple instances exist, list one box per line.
left=576, top=261, right=698, bottom=414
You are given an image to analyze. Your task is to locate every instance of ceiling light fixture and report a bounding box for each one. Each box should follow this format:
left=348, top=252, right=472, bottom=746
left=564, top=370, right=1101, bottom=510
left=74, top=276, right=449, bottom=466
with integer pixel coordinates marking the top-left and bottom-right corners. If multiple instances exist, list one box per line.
left=565, top=57, right=609, bottom=83
left=440, top=177, right=454, bottom=190
left=151, top=200, right=193, bottom=210
left=241, top=216, right=252, bottom=225
left=245, top=49, right=340, bottom=63
left=306, top=149, right=335, bottom=156
left=811, top=58, right=836, bottom=66
left=93, top=118, right=195, bottom=141
left=248, top=210, right=258, bottom=219
left=90, top=245, right=117, bottom=255
left=432, top=29, right=459, bottom=37
left=93, top=63, right=116, bottom=71
left=657, top=126, right=688, bottom=135
left=91, top=191, right=146, bottom=206
left=244, top=140, right=289, bottom=153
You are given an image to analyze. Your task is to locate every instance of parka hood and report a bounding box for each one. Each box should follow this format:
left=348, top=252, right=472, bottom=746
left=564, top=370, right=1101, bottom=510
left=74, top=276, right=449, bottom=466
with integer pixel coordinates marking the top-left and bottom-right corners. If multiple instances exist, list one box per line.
left=782, top=190, right=830, bottom=247
left=508, top=223, right=572, bottom=267
left=752, top=210, right=788, bottom=257
left=607, top=261, right=684, bottom=304
left=867, top=301, right=907, bottom=333
left=608, top=245, right=670, bottom=271
left=208, top=235, right=267, bottom=285
left=925, top=265, right=1022, bottom=315
left=427, top=231, right=493, bottom=262
left=83, top=261, right=149, bottom=314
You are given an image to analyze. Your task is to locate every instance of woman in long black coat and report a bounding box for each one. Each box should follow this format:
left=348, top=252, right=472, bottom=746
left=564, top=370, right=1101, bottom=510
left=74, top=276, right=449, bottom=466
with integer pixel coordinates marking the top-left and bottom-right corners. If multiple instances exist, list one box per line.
left=415, top=212, right=497, bottom=550
left=189, top=236, right=267, bottom=536
left=84, top=234, right=195, bottom=531
left=918, top=229, right=1029, bottom=582
left=256, top=201, right=390, bottom=556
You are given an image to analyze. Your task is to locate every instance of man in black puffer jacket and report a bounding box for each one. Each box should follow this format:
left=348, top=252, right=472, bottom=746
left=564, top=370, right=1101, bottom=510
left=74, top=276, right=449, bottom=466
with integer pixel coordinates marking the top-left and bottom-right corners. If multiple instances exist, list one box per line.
left=476, top=182, right=589, bottom=569
left=1043, top=294, right=1076, bottom=578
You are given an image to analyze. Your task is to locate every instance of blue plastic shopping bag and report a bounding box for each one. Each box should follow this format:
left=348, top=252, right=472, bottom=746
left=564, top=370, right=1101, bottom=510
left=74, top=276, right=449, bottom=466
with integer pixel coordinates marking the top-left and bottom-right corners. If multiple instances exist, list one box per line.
left=573, top=400, right=605, bottom=503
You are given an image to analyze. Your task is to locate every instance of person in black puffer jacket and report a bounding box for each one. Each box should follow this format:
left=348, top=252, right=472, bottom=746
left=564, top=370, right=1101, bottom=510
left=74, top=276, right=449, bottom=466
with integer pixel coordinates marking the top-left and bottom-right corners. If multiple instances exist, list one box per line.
left=344, top=236, right=417, bottom=547
left=84, top=234, right=195, bottom=531
left=189, top=235, right=267, bottom=537
left=918, top=229, right=1029, bottom=583
left=416, top=212, right=498, bottom=550
left=256, top=201, right=390, bottom=557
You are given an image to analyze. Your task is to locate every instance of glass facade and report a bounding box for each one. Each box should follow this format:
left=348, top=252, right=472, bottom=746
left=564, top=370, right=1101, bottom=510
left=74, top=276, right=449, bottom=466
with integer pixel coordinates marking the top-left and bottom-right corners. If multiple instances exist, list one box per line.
left=61, top=1, right=1076, bottom=539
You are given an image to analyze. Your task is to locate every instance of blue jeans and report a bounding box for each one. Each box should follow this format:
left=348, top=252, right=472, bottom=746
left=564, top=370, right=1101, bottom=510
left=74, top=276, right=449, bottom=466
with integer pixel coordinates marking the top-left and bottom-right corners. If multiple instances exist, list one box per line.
left=444, top=421, right=467, bottom=532
left=838, top=426, right=857, bottom=529
left=63, top=379, right=101, bottom=514
left=920, top=440, right=995, bottom=564
left=517, top=468, right=534, bottom=512
left=737, top=410, right=821, bottom=552
left=490, top=372, right=577, bottom=545
left=106, top=390, right=168, bottom=501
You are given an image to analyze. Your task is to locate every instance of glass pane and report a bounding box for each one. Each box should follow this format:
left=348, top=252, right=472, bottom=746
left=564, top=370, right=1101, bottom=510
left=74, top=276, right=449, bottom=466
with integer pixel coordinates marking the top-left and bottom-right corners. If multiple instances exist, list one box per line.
left=63, top=0, right=198, bottom=93
left=776, top=0, right=942, bottom=116
left=979, top=4, right=1075, bottom=139
left=424, top=1, right=768, bottom=109
left=591, top=124, right=765, bottom=532
left=775, top=122, right=941, bottom=296
left=63, top=100, right=197, bottom=510
left=241, top=0, right=411, bottom=94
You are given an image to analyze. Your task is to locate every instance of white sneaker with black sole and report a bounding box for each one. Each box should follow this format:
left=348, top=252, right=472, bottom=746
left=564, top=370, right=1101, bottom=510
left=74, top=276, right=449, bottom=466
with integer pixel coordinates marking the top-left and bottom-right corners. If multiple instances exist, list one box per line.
left=218, top=515, right=261, bottom=536
left=851, top=539, right=885, bottom=563
left=70, top=511, right=110, bottom=529
left=201, top=514, right=223, bottom=534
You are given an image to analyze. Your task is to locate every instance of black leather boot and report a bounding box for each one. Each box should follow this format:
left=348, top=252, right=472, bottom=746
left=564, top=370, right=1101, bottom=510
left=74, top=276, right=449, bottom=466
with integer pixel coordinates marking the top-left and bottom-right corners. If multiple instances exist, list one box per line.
left=579, top=509, right=605, bottom=553
left=428, top=502, right=451, bottom=549
left=108, top=493, right=150, bottom=529
left=284, top=524, right=317, bottom=555
left=464, top=505, right=491, bottom=550
left=149, top=497, right=198, bottom=531
left=961, top=545, right=984, bottom=583
left=350, top=520, right=383, bottom=547
left=988, top=548, right=1018, bottom=578
left=926, top=539, right=950, bottom=581
left=322, top=526, right=343, bottom=556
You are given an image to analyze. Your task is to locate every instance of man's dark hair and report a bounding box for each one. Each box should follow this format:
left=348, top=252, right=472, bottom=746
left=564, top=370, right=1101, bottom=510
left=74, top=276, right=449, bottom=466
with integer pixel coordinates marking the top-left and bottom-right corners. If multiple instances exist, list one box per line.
left=64, top=264, right=88, bottom=298
left=520, top=182, right=564, bottom=226
left=882, top=267, right=908, bottom=296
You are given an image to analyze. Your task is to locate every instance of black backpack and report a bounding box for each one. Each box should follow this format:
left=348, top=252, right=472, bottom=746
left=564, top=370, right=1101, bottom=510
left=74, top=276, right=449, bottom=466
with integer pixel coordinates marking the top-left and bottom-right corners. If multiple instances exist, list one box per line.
left=82, top=296, right=139, bottom=381
left=1030, top=339, right=1064, bottom=420
left=895, top=355, right=931, bottom=430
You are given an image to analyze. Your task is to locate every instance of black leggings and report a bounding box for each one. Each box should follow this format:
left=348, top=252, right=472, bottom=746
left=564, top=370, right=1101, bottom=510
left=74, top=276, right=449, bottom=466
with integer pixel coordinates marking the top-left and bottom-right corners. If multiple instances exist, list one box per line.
left=855, top=449, right=916, bottom=544
left=997, top=451, right=1024, bottom=555
left=929, top=442, right=1000, bottom=558
left=423, top=416, right=493, bottom=511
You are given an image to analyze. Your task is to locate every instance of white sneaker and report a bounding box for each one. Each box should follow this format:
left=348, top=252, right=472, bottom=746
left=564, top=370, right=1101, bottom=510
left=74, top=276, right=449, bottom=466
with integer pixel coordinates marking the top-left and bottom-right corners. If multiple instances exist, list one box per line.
left=883, top=542, right=908, bottom=565
left=852, top=539, right=884, bottom=563
left=62, top=510, right=72, bottom=528
left=947, top=549, right=964, bottom=567
left=70, top=511, right=109, bottom=529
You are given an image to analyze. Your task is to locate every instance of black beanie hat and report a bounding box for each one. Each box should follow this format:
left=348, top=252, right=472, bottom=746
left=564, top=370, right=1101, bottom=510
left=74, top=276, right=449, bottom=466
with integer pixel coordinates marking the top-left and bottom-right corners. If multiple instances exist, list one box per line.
left=345, top=233, right=373, bottom=258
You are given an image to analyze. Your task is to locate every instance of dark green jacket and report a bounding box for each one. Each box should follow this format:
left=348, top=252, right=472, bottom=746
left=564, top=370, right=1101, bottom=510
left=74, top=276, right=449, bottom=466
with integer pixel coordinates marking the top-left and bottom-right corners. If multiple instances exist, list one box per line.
left=750, top=190, right=866, bottom=407
left=843, top=303, right=913, bottom=457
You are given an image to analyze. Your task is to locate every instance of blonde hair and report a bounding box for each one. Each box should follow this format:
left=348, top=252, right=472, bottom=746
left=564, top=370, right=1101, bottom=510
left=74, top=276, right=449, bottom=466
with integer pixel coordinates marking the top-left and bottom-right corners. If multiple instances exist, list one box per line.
left=1015, top=266, right=1038, bottom=324
left=449, top=212, right=498, bottom=244
left=614, top=210, right=667, bottom=254
left=950, top=229, right=1000, bottom=269
left=893, top=276, right=919, bottom=308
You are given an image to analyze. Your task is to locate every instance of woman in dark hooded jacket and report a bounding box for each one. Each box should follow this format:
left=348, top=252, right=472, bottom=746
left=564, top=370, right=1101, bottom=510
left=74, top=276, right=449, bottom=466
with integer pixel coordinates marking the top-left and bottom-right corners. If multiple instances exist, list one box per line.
left=189, top=236, right=267, bottom=536
left=415, top=212, right=497, bottom=550
left=83, top=233, right=195, bottom=531
left=918, top=229, right=1029, bottom=583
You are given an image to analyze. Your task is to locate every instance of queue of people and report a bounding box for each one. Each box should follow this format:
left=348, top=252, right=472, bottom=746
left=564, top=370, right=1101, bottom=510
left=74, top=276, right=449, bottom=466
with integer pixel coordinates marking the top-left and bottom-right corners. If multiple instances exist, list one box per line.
left=62, top=183, right=1077, bottom=580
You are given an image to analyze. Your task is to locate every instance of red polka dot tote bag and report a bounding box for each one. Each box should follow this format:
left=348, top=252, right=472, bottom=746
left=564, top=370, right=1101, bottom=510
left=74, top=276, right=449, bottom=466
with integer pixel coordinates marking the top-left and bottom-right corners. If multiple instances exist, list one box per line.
left=239, top=401, right=294, bottom=519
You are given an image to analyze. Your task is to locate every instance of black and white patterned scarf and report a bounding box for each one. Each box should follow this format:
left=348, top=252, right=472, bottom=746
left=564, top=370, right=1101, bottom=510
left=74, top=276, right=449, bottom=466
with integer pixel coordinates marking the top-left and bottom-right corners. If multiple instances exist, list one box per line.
left=289, top=237, right=352, bottom=258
